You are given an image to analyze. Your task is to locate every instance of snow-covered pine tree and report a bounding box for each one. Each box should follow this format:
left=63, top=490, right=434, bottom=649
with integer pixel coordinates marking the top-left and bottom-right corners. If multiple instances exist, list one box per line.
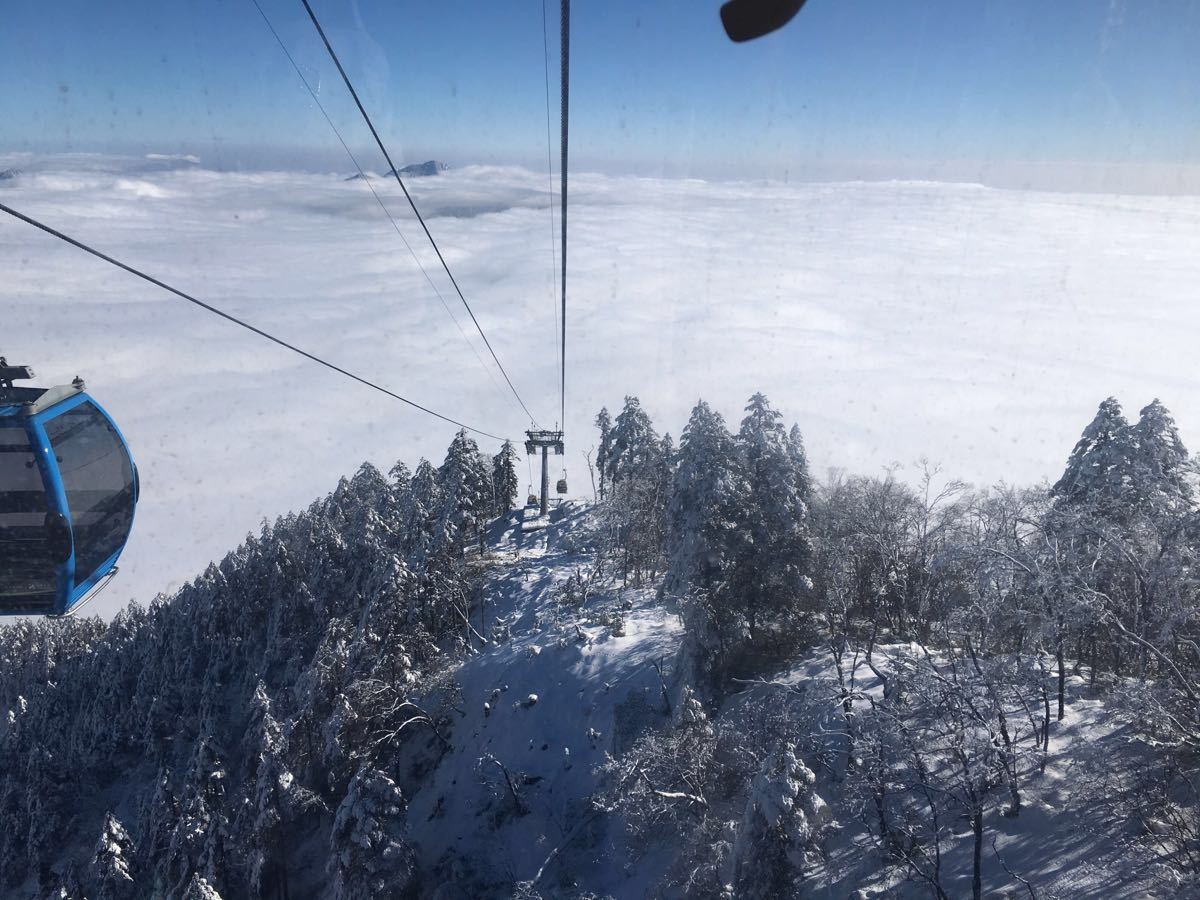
left=667, top=400, right=745, bottom=596
left=436, top=430, right=492, bottom=555
left=164, top=724, right=228, bottom=897
left=244, top=684, right=292, bottom=900
left=401, top=458, right=441, bottom=563
left=0, top=774, right=22, bottom=889
left=1050, top=396, right=1136, bottom=516
left=730, top=747, right=825, bottom=900
left=729, top=393, right=814, bottom=648
left=140, top=768, right=179, bottom=894
left=333, top=463, right=405, bottom=602
left=23, top=748, right=62, bottom=891
left=595, top=407, right=613, bottom=500
left=389, top=459, right=412, bottom=496
left=91, top=812, right=136, bottom=900
left=1130, top=398, right=1196, bottom=515
left=291, top=618, right=354, bottom=794
left=658, top=432, right=676, bottom=490
left=648, top=432, right=676, bottom=558
left=180, top=872, right=224, bottom=900
left=1043, top=398, right=1198, bottom=687
left=48, top=864, right=86, bottom=900
left=606, top=396, right=659, bottom=486
left=328, top=765, right=415, bottom=900
left=330, top=463, right=391, bottom=523
left=477, top=449, right=496, bottom=527
left=788, top=423, right=813, bottom=507
left=492, top=440, right=520, bottom=516
left=597, top=404, right=672, bottom=585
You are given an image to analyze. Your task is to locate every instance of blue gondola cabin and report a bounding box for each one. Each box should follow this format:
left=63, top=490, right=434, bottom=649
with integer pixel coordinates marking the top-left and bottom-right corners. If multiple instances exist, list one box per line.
left=0, top=363, right=138, bottom=616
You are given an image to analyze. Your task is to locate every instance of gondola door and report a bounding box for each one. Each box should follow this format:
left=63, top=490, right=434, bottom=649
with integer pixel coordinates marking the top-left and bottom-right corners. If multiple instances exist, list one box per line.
left=0, top=419, right=68, bottom=615
left=36, top=395, right=137, bottom=612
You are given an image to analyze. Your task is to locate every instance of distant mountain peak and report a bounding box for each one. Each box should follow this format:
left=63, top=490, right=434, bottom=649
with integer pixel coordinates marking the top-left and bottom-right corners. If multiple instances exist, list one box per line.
left=344, top=160, right=449, bottom=182
left=395, top=160, right=448, bottom=177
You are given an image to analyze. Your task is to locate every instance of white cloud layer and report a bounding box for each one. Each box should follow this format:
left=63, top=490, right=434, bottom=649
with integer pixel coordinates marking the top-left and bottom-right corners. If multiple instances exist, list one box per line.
left=3, top=152, right=1199, bottom=616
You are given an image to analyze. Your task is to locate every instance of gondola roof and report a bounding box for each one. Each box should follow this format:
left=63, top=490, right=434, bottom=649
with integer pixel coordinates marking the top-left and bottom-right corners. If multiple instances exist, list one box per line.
left=0, top=381, right=87, bottom=416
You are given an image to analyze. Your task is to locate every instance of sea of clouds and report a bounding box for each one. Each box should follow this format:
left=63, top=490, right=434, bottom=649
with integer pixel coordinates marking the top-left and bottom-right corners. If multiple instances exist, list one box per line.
left=3, top=151, right=1199, bottom=615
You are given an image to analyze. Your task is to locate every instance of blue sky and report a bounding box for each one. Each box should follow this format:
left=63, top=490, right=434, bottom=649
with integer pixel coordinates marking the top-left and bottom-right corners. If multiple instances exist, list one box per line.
left=3, top=0, right=1200, bottom=183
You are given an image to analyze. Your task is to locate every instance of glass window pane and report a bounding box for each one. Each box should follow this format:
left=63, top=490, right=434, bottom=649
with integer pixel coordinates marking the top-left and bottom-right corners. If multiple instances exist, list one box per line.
left=0, top=422, right=56, bottom=604
left=43, top=402, right=135, bottom=583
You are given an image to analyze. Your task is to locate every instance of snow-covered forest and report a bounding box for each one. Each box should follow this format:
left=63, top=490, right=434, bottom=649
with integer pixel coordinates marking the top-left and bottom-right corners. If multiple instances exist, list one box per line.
left=3, top=392, right=1200, bottom=898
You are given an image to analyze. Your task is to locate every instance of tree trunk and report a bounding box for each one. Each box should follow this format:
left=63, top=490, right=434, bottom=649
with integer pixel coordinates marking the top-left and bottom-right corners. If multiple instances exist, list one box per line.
left=1041, top=677, right=1051, bottom=754
left=1057, top=618, right=1066, bottom=721
left=965, top=640, right=1020, bottom=816
left=873, top=782, right=890, bottom=854
left=1089, top=634, right=1098, bottom=686
left=972, top=807, right=983, bottom=900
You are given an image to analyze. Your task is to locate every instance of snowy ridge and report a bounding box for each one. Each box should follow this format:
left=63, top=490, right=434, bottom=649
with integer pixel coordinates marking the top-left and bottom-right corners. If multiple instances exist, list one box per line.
left=403, top=503, right=1164, bottom=898
left=408, top=502, right=684, bottom=893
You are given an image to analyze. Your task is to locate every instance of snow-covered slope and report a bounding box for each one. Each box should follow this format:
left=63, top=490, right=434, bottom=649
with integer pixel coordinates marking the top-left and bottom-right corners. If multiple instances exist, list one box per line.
left=0, top=478, right=1182, bottom=898
left=733, top=655, right=1165, bottom=899
left=397, top=504, right=1169, bottom=899
left=407, top=501, right=683, bottom=895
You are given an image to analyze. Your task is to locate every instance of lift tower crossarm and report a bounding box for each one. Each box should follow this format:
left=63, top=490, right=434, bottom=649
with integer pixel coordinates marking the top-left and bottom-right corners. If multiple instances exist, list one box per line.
left=0, top=359, right=35, bottom=391
left=525, top=429, right=564, bottom=517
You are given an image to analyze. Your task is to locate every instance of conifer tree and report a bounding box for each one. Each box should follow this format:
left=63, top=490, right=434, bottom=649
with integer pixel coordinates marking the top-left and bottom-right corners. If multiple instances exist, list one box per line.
left=607, top=396, right=659, bottom=486
left=388, top=461, right=413, bottom=524
left=328, top=766, right=415, bottom=900
left=492, top=440, right=520, bottom=516
left=667, top=401, right=745, bottom=595
left=140, top=769, right=178, bottom=893
left=91, top=812, right=136, bottom=900
left=402, top=459, right=441, bottom=563
left=0, top=775, right=22, bottom=889
left=436, top=430, right=492, bottom=554
left=1130, top=398, right=1195, bottom=514
left=729, top=393, right=813, bottom=643
left=165, top=726, right=228, bottom=895
left=180, top=873, right=225, bottom=900
left=732, top=747, right=823, bottom=899
left=595, top=407, right=613, bottom=500
left=245, top=684, right=291, bottom=900
left=23, top=751, right=61, bottom=890
left=389, top=460, right=412, bottom=494
left=1050, top=397, right=1136, bottom=516
left=658, top=433, right=676, bottom=486
left=788, top=423, right=813, bottom=507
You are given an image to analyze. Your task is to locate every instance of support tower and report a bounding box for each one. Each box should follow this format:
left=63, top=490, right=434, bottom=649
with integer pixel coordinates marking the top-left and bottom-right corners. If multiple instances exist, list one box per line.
left=524, top=429, right=564, bottom=517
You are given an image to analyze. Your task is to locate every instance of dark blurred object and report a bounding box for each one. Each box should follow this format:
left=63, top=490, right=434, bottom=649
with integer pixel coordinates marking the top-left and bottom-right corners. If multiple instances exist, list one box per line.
left=720, top=0, right=808, bottom=42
